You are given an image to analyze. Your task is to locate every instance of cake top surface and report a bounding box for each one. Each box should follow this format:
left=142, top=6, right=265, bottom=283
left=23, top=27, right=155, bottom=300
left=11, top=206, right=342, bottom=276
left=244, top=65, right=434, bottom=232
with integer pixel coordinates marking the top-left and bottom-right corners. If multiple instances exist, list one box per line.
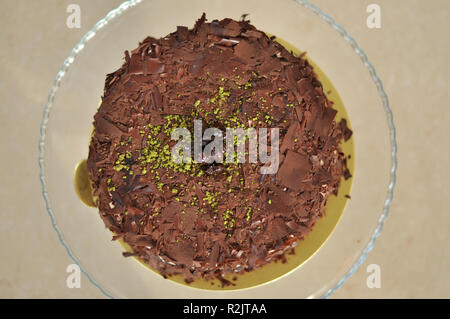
left=87, top=13, right=352, bottom=284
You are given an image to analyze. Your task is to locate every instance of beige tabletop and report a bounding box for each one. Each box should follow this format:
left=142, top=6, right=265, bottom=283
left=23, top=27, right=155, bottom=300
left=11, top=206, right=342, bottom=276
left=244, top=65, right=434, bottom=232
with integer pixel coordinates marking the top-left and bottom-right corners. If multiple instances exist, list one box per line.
left=0, top=0, right=449, bottom=298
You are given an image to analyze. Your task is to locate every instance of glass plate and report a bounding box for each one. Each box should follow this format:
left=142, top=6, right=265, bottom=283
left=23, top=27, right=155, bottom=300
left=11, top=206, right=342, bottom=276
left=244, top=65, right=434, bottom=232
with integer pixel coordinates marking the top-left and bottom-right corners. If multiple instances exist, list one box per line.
left=39, top=0, right=397, bottom=298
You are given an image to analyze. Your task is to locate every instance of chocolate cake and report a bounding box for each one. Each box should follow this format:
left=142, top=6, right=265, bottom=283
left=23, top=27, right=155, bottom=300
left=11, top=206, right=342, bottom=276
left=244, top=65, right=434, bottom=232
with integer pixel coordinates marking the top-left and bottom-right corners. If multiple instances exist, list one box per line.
left=87, top=14, right=352, bottom=285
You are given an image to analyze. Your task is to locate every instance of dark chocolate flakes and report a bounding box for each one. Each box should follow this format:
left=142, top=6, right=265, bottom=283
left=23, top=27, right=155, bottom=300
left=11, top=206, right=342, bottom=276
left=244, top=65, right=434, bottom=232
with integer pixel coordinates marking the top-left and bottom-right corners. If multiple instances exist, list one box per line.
left=87, top=14, right=352, bottom=284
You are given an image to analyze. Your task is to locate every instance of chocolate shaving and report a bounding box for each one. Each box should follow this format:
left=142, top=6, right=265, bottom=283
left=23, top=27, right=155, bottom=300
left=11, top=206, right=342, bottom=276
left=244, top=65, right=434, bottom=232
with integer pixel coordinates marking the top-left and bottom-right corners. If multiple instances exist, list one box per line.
left=277, top=150, right=312, bottom=191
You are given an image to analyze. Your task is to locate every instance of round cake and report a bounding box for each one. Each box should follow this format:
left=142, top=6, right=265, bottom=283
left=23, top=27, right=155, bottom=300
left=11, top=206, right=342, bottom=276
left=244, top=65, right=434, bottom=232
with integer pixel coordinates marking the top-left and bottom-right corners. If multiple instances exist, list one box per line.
left=87, top=14, right=352, bottom=285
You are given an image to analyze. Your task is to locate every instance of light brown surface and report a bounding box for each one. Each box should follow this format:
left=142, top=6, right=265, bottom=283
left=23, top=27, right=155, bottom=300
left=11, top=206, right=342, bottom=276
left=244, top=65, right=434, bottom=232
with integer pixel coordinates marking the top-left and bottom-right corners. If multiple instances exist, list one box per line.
left=0, top=0, right=449, bottom=298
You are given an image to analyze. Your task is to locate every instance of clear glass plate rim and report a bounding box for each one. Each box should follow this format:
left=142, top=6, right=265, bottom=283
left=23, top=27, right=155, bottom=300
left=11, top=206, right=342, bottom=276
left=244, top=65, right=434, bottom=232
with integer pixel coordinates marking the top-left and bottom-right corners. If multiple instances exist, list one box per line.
left=37, top=0, right=398, bottom=299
